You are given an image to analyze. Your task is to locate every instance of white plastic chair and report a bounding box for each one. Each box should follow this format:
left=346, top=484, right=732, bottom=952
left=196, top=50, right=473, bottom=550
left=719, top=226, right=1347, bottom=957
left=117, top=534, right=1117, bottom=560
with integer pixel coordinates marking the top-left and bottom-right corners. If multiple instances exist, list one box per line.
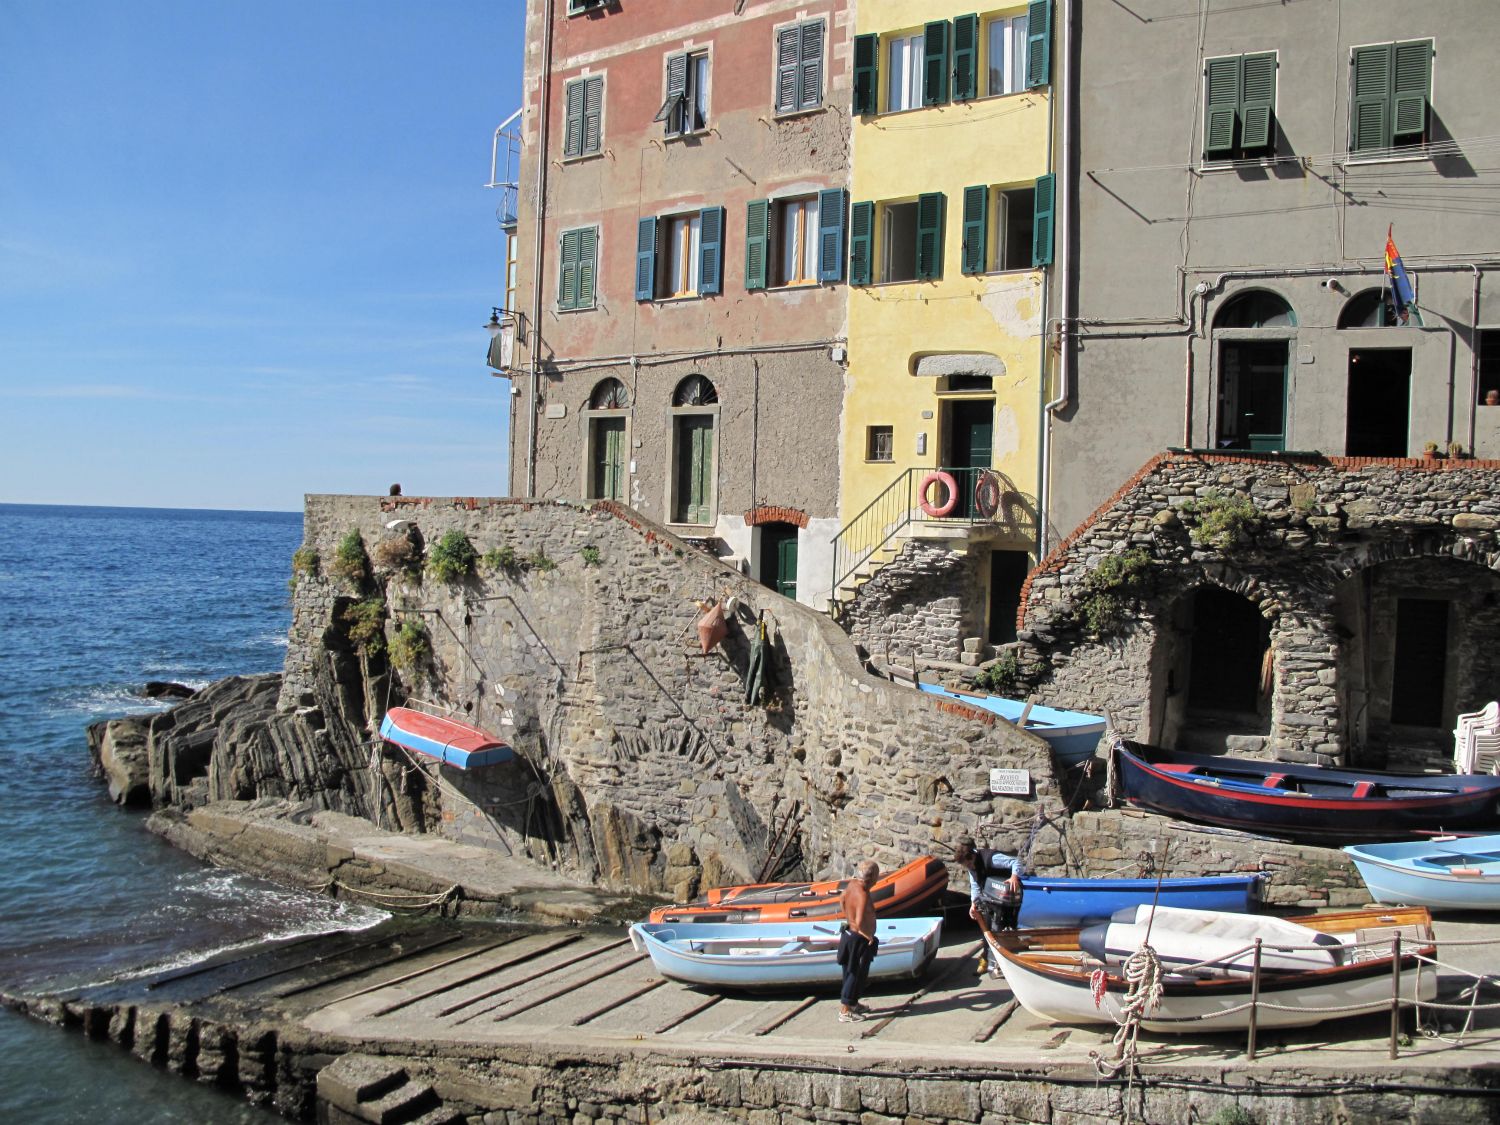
left=1454, top=702, right=1500, bottom=772
left=1467, top=730, right=1500, bottom=775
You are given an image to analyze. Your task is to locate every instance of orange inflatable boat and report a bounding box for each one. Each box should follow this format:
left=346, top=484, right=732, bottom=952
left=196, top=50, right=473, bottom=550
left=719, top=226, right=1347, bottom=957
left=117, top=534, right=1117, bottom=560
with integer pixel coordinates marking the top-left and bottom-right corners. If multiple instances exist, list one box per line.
left=647, top=855, right=949, bottom=924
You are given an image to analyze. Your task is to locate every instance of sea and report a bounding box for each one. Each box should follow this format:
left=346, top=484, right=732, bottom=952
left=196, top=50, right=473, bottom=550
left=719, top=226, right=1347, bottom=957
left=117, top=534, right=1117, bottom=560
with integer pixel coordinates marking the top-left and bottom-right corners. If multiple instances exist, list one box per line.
left=0, top=504, right=388, bottom=1123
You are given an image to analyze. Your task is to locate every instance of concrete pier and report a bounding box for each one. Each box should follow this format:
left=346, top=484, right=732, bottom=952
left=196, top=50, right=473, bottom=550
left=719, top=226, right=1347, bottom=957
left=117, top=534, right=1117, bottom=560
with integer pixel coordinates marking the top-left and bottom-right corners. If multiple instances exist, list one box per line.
left=8, top=915, right=1500, bottom=1123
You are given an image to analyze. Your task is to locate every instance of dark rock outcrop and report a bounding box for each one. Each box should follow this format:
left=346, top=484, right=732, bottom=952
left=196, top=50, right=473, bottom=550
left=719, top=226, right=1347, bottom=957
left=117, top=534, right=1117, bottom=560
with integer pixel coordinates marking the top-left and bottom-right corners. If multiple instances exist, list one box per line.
left=143, top=681, right=196, bottom=700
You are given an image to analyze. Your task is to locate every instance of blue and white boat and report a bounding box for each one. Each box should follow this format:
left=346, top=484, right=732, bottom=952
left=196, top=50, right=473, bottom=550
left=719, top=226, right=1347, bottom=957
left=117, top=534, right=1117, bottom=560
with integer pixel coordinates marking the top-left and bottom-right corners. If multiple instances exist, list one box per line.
left=1009, top=873, right=1262, bottom=928
left=628, top=917, right=943, bottom=991
left=914, top=683, right=1107, bottom=765
left=1343, top=835, right=1500, bottom=910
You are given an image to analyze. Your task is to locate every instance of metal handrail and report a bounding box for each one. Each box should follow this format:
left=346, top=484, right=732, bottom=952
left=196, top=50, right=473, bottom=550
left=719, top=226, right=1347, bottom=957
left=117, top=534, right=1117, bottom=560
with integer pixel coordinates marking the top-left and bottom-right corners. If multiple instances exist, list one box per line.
left=829, top=466, right=1039, bottom=611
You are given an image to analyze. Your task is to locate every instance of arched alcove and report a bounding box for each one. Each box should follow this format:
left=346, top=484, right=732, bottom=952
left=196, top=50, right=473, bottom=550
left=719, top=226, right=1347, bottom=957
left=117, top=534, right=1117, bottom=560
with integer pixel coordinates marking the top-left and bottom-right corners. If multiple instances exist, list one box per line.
left=1154, top=583, right=1272, bottom=750
left=1213, top=290, right=1297, bottom=451
left=1215, top=289, right=1296, bottom=329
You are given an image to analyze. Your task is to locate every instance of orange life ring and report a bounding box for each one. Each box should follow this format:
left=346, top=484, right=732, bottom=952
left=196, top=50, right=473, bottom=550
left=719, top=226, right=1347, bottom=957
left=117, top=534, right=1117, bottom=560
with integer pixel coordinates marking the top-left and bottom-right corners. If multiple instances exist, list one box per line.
left=919, top=471, right=959, bottom=517
left=973, top=470, right=1001, bottom=519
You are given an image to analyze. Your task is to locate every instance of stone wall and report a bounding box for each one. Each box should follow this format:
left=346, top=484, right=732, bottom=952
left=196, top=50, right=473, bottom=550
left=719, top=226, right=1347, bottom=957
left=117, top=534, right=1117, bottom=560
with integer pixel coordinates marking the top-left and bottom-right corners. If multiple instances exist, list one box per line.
left=1013, top=451, right=1500, bottom=766
left=283, top=495, right=1056, bottom=896
left=840, top=538, right=985, bottom=666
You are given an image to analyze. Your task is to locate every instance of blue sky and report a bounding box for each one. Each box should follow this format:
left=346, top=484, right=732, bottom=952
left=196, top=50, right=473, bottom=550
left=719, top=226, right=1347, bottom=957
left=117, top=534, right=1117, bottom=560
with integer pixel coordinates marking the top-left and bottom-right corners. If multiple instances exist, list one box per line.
left=0, top=0, right=524, bottom=511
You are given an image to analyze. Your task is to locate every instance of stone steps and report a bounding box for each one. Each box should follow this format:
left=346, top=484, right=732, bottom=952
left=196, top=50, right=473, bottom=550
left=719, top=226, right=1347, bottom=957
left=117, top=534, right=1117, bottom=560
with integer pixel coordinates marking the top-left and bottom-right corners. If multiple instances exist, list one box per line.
left=318, top=1053, right=456, bottom=1125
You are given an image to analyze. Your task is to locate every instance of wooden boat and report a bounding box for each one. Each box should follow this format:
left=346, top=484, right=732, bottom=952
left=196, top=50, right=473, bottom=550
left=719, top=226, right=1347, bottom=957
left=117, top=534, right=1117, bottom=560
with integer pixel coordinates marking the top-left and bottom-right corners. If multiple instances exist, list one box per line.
left=1344, top=834, right=1500, bottom=910
left=914, top=682, right=1106, bottom=765
left=1007, top=873, right=1261, bottom=928
left=1117, top=740, right=1500, bottom=844
left=379, top=706, right=514, bottom=769
left=990, top=906, right=1436, bottom=1032
left=647, top=855, right=948, bottom=924
left=629, top=916, right=943, bottom=991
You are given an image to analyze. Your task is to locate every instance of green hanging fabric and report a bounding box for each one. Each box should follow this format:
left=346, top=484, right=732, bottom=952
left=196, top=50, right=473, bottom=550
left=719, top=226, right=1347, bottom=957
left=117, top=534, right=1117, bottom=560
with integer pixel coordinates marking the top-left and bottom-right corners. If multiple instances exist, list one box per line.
left=744, top=612, right=767, bottom=705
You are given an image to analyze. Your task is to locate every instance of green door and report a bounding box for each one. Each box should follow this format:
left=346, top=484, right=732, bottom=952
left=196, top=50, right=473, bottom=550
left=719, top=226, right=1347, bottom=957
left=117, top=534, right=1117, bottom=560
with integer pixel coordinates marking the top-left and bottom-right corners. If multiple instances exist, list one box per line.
left=947, top=399, right=993, bottom=517
left=776, top=534, right=798, bottom=599
left=1219, top=342, right=1287, bottom=451
left=591, top=417, right=626, bottom=500
left=675, top=414, right=714, bottom=524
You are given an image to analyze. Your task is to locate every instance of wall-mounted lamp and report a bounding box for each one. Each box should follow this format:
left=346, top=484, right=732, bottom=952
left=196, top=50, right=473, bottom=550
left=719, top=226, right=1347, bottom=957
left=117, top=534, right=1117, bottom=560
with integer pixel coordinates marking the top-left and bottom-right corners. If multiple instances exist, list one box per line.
left=484, top=308, right=504, bottom=338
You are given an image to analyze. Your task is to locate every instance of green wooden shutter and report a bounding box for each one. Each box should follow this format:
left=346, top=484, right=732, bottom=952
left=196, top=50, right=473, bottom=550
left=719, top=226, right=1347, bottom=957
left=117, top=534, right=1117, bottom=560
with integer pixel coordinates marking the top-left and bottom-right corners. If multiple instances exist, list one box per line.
left=635, top=217, right=658, bottom=300
left=1025, top=0, right=1052, bottom=89
left=1032, top=173, right=1055, bottom=266
left=952, top=14, right=979, bottom=102
left=745, top=199, right=770, bottom=290
left=849, top=200, right=874, bottom=285
left=659, top=53, right=688, bottom=133
left=798, top=19, right=824, bottom=110
left=582, top=75, right=603, bottom=154
left=559, top=228, right=581, bottom=309
left=1392, top=39, right=1431, bottom=141
left=698, top=206, right=724, bottom=295
left=775, top=25, right=800, bottom=113
left=923, top=21, right=950, bottom=106
left=563, top=79, right=585, bottom=157
left=1239, top=53, right=1277, bottom=152
left=817, top=187, right=846, bottom=282
left=961, top=185, right=988, bottom=275
left=1203, top=55, right=1241, bottom=157
left=853, top=33, right=879, bottom=115
left=577, top=227, right=597, bottom=307
left=1351, top=43, right=1392, bottom=151
left=915, top=191, right=945, bottom=280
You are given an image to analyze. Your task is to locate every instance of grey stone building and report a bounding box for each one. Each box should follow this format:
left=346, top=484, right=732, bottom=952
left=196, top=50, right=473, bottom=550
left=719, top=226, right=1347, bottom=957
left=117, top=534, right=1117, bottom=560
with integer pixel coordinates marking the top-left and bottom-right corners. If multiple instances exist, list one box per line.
left=994, top=1, right=1500, bottom=764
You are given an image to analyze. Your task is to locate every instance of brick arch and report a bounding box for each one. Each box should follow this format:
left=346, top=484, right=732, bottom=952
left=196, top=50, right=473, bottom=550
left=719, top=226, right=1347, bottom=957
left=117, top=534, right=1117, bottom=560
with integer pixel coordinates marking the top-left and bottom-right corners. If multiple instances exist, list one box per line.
left=744, top=505, right=808, bottom=529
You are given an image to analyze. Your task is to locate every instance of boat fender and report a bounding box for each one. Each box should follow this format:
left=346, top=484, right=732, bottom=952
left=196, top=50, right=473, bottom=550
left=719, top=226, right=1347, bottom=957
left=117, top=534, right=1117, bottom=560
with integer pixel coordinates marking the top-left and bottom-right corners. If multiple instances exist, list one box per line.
left=918, top=471, right=958, bottom=518
left=696, top=601, right=728, bottom=654
left=1452, top=867, right=1484, bottom=876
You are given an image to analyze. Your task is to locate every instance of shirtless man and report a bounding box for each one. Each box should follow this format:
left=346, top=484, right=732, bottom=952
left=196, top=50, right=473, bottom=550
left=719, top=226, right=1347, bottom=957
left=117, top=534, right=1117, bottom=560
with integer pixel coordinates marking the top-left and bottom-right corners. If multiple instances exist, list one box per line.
left=838, top=859, right=880, bottom=1023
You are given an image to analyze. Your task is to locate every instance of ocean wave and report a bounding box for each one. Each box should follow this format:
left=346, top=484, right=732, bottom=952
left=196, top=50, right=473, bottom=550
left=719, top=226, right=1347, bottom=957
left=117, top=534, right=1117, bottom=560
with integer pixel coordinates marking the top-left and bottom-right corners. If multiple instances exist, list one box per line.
left=242, top=631, right=290, bottom=649
left=53, top=685, right=166, bottom=717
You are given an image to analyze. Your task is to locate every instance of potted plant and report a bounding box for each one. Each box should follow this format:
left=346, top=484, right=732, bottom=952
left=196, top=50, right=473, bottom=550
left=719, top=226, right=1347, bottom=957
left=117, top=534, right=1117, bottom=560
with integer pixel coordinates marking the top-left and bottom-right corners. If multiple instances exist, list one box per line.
left=1449, top=441, right=1468, bottom=460
left=1422, top=441, right=1441, bottom=460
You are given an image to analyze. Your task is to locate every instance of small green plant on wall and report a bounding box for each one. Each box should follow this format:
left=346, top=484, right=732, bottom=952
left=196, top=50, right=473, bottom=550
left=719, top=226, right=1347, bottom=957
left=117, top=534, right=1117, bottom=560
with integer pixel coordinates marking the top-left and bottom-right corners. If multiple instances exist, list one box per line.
left=373, top=535, right=422, bottom=579
left=342, top=597, right=387, bottom=656
left=427, top=530, right=478, bottom=583
left=977, top=649, right=1022, bottom=695
left=1077, top=546, right=1152, bottom=636
left=527, top=549, right=557, bottom=573
left=289, top=546, right=320, bottom=590
left=388, top=619, right=430, bottom=671
left=580, top=545, right=602, bottom=567
left=331, top=529, right=369, bottom=582
left=1178, top=490, right=1264, bottom=551
left=482, top=545, right=518, bottom=574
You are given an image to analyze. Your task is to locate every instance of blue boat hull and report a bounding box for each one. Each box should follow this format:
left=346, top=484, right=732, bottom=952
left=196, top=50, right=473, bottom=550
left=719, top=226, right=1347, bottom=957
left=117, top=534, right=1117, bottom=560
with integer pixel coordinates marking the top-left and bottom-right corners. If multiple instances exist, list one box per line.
left=917, top=684, right=1106, bottom=765
left=1013, top=874, right=1261, bottom=928
left=1344, top=836, right=1500, bottom=910
left=629, top=917, right=943, bottom=991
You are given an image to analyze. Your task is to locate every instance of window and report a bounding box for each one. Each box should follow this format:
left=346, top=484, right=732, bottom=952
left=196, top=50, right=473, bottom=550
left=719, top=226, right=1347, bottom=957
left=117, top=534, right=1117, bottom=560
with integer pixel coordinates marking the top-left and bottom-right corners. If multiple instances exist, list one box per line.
left=776, top=196, right=819, bottom=285
left=1350, top=40, right=1432, bottom=153
left=1478, top=330, right=1500, bottom=405
left=1203, top=53, right=1277, bottom=160
left=635, top=208, right=725, bottom=301
left=671, top=376, right=718, bottom=525
left=881, top=193, right=943, bottom=283
left=866, top=426, right=894, bottom=462
left=745, top=190, right=846, bottom=289
left=502, top=230, right=519, bottom=313
left=986, top=12, right=1029, bottom=96
left=886, top=34, right=923, bottom=112
left=960, top=183, right=1043, bottom=274
left=657, top=51, right=708, bottom=137
left=567, top=0, right=606, bottom=13
left=557, top=226, right=597, bottom=310
left=562, top=75, right=603, bottom=158
left=775, top=19, right=825, bottom=114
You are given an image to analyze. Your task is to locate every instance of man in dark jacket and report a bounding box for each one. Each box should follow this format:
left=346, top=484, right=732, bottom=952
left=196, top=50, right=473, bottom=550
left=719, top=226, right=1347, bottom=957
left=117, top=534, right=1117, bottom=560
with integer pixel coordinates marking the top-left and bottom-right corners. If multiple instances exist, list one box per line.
left=953, top=837, right=1023, bottom=931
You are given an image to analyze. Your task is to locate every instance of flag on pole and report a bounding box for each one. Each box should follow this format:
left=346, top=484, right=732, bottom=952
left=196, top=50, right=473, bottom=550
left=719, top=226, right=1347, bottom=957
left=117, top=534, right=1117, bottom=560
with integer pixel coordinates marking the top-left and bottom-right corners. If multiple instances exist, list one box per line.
left=1384, top=225, right=1417, bottom=325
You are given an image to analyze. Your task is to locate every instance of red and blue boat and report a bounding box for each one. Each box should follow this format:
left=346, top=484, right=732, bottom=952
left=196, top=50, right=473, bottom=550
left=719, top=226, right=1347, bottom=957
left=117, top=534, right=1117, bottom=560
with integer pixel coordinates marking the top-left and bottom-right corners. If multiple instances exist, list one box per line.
left=379, top=706, right=514, bottom=770
left=1117, top=741, right=1500, bottom=844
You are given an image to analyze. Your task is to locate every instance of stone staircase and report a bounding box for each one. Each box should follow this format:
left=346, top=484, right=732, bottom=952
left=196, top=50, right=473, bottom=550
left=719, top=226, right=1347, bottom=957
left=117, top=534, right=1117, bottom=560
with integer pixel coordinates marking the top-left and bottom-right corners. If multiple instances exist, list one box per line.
left=318, top=1054, right=461, bottom=1125
left=831, top=522, right=978, bottom=615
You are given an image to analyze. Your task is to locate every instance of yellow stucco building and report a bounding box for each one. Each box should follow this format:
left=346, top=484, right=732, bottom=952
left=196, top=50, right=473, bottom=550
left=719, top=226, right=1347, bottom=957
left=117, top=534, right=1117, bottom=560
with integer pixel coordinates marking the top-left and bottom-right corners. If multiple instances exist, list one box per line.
left=835, top=0, right=1055, bottom=651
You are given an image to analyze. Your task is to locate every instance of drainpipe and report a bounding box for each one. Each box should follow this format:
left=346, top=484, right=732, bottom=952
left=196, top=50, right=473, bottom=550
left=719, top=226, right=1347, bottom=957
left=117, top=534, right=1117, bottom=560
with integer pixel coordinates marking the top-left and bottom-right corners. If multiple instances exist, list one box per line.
left=1037, top=0, right=1074, bottom=554
left=525, top=0, right=556, bottom=499
left=1468, top=265, right=1483, bottom=453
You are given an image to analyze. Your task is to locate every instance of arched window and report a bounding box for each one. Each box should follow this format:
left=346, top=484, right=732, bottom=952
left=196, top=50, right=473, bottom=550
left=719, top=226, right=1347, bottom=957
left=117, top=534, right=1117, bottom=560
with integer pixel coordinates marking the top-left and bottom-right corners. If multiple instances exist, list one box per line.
left=670, top=375, right=718, bottom=524
left=1215, top=289, right=1296, bottom=329
left=1337, top=289, right=1397, bottom=329
left=673, top=374, right=718, bottom=406
left=588, top=377, right=630, bottom=410
left=582, top=379, right=629, bottom=502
